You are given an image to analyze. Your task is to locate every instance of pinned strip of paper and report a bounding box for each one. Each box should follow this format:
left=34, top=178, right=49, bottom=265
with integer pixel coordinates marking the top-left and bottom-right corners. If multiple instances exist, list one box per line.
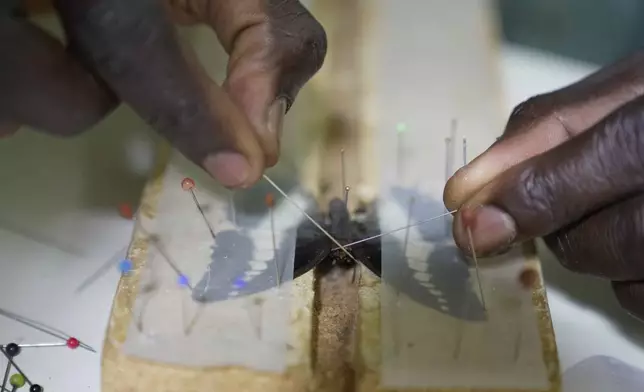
left=120, top=163, right=310, bottom=372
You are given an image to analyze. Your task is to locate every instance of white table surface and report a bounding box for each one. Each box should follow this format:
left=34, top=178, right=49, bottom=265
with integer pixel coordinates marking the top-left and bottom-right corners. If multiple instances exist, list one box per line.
left=1, top=30, right=644, bottom=391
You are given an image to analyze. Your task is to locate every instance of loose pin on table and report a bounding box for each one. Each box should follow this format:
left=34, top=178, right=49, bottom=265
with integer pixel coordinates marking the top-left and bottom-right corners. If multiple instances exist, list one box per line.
left=0, top=308, right=95, bottom=353
left=181, top=177, right=217, bottom=240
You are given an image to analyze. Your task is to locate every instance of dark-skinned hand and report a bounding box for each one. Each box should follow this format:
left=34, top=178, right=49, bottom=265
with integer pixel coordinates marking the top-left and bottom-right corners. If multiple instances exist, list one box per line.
left=444, top=52, right=644, bottom=321
left=0, top=0, right=327, bottom=188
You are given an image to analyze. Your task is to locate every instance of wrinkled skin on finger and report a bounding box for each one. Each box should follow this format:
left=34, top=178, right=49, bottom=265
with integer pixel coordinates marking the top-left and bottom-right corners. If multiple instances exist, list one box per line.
left=2, top=0, right=326, bottom=188
left=444, top=52, right=644, bottom=321
left=54, top=0, right=326, bottom=187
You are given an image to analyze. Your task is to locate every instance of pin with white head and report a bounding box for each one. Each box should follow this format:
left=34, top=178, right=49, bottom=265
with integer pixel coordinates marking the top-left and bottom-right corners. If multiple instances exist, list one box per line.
left=181, top=177, right=217, bottom=240
left=344, top=186, right=351, bottom=206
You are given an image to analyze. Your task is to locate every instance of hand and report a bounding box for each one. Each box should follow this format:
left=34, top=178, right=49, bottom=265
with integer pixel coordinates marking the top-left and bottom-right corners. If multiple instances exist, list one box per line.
left=444, top=53, right=644, bottom=320
left=1, top=0, right=326, bottom=188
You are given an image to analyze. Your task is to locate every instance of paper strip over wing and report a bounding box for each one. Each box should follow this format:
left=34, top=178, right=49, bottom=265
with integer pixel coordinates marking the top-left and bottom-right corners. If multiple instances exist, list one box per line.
left=120, top=156, right=311, bottom=372
left=379, top=181, right=550, bottom=390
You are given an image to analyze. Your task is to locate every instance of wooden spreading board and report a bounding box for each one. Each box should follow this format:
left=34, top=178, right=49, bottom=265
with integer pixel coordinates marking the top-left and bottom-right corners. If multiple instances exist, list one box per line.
left=100, top=1, right=561, bottom=391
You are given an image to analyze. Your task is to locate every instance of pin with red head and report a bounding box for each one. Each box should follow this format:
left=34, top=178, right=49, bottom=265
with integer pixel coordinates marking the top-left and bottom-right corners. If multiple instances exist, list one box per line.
left=518, top=267, right=539, bottom=291
left=180, top=177, right=216, bottom=239
left=118, top=203, right=134, bottom=220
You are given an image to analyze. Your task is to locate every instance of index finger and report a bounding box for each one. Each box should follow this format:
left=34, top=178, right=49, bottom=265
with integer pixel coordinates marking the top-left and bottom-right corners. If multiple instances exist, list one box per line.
left=53, top=0, right=265, bottom=188
left=444, top=53, right=644, bottom=211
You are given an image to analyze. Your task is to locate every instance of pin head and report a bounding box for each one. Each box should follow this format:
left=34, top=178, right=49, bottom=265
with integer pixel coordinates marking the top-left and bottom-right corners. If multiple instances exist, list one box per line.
left=181, top=177, right=196, bottom=191
left=66, top=337, right=80, bottom=350
left=118, top=203, right=134, bottom=220
left=265, top=193, right=274, bottom=208
left=10, top=374, right=25, bottom=388
left=518, top=267, right=539, bottom=290
left=30, top=385, right=43, bottom=392
left=396, top=122, right=408, bottom=134
left=178, top=274, right=190, bottom=287
left=118, top=259, right=133, bottom=274
left=5, top=342, right=20, bottom=357
left=232, top=276, right=247, bottom=289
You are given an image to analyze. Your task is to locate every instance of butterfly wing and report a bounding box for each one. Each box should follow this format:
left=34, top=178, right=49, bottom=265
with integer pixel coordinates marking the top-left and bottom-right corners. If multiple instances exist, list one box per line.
left=350, top=201, right=382, bottom=277
left=293, top=208, right=332, bottom=278
left=191, top=229, right=297, bottom=302
left=383, top=186, right=486, bottom=321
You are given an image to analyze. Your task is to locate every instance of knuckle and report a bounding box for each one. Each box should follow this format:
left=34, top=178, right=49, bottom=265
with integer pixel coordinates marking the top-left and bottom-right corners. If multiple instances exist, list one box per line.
left=510, top=165, right=558, bottom=229
left=600, top=99, right=644, bottom=175
left=505, top=94, right=554, bottom=133
left=268, top=1, right=327, bottom=86
left=613, top=281, right=644, bottom=322
left=544, top=232, right=587, bottom=274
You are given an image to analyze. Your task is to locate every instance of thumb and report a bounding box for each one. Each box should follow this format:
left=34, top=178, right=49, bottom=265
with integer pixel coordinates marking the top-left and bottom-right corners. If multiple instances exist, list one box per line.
left=452, top=95, right=644, bottom=256
left=200, top=0, right=327, bottom=167
left=444, top=52, right=644, bottom=211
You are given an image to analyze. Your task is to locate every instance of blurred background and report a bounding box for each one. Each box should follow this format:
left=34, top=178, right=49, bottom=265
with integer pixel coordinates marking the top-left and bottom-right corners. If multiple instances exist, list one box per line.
left=2, top=0, right=644, bottom=391
left=499, top=0, right=644, bottom=66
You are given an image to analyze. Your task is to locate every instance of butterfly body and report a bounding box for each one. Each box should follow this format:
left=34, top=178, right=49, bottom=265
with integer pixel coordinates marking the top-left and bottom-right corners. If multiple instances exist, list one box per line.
left=294, top=197, right=382, bottom=278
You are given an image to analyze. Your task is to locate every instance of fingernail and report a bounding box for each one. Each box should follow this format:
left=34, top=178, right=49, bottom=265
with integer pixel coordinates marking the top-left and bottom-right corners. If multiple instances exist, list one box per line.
left=202, top=152, right=250, bottom=188
left=267, top=98, right=286, bottom=142
left=461, top=205, right=517, bottom=254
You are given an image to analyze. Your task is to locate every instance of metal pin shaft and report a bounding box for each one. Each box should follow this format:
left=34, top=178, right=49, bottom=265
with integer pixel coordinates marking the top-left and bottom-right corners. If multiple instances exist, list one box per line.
left=1, top=360, right=10, bottom=392
left=0, top=348, right=30, bottom=386
left=269, top=202, right=280, bottom=288
left=262, top=174, right=360, bottom=265
left=333, top=210, right=457, bottom=250
left=189, top=189, right=216, bottom=239
left=340, top=148, right=347, bottom=194
left=466, top=227, right=486, bottom=311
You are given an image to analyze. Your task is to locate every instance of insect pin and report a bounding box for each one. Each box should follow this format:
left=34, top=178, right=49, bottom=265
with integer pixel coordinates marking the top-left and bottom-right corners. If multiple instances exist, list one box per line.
left=181, top=177, right=217, bottom=240
left=265, top=193, right=281, bottom=289
left=0, top=308, right=95, bottom=353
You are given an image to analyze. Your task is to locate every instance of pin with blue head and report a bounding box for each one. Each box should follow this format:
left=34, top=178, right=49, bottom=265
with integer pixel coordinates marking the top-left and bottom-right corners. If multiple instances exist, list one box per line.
left=232, top=276, right=247, bottom=290
left=118, top=259, right=133, bottom=275
left=177, top=274, right=190, bottom=288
